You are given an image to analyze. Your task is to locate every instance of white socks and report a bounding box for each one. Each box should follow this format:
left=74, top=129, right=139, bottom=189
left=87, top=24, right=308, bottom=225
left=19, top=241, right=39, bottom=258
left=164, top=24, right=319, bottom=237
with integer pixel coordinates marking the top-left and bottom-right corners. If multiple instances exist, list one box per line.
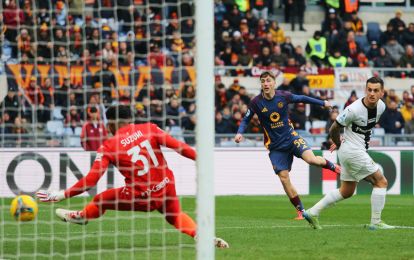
left=309, top=189, right=344, bottom=216
left=371, top=188, right=387, bottom=224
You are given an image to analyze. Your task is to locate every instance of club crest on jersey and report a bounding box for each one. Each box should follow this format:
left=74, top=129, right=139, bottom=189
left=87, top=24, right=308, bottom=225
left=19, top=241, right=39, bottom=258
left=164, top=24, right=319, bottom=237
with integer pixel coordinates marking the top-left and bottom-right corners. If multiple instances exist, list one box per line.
left=278, top=102, right=284, bottom=108
left=261, top=107, right=268, bottom=113
left=270, top=112, right=280, bottom=122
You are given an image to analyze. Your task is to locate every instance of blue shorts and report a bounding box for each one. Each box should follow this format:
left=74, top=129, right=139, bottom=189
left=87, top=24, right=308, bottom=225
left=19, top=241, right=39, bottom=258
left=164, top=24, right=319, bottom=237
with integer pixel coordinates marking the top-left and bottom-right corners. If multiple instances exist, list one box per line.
left=268, top=136, right=311, bottom=174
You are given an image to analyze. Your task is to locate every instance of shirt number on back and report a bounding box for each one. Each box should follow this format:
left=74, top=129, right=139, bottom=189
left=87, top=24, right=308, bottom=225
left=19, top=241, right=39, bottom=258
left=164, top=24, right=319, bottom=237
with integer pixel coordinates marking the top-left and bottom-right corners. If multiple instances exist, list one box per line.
left=127, top=140, right=159, bottom=176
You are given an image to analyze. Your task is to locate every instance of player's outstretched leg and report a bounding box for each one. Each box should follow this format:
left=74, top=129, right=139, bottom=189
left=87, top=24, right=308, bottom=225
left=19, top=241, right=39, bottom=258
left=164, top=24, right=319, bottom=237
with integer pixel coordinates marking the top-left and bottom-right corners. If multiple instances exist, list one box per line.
left=302, top=210, right=321, bottom=230
left=277, top=170, right=305, bottom=220
left=301, top=150, right=341, bottom=174
left=56, top=209, right=88, bottom=225
left=364, top=172, right=395, bottom=230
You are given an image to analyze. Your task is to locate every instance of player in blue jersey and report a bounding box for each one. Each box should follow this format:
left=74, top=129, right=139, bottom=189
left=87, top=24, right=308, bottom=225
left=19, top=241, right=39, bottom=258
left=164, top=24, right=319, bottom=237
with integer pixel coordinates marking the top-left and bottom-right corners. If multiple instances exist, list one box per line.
left=234, top=71, right=341, bottom=219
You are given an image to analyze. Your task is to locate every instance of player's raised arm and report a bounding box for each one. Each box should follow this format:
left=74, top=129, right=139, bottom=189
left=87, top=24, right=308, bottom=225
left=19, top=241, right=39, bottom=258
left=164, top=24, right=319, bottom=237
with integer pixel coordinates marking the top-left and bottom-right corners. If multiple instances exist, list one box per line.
left=152, top=124, right=196, bottom=160
left=235, top=106, right=254, bottom=143
left=328, top=121, right=343, bottom=150
left=290, top=93, right=332, bottom=108
left=36, top=146, right=111, bottom=202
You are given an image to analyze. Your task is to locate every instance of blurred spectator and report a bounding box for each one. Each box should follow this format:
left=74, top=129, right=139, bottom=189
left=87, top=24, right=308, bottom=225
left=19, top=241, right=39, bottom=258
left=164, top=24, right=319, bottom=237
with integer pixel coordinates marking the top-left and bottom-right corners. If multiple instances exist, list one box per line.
left=388, top=10, right=406, bottom=34
left=269, top=21, right=285, bottom=44
left=344, top=90, right=358, bottom=109
left=238, top=86, right=251, bottom=105
left=321, top=8, right=342, bottom=36
left=281, top=36, right=295, bottom=56
left=270, top=45, right=287, bottom=67
left=401, top=23, right=414, bottom=46
left=290, top=0, right=306, bottom=32
left=400, top=100, right=413, bottom=122
left=3, top=0, right=24, bottom=51
left=37, top=24, right=52, bottom=63
left=322, top=0, right=340, bottom=19
left=215, top=83, right=228, bottom=111
left=12, top=116, right=29, bottom=147
left=374, top=47, right=394, bottom=69
left=294, top=45, right=307, bottom=67
left=239, top=47, right=253, bottom=66
left=92, top=61, right=117, bottom=106
left=226, top=5, right=242, bottom=30
left=380, top=23, right=397, bottom=46
left=226, top=80, right=241, bottom=101
left=54, top=0, right=68, bottom=27
left=289, top=69, right=309, bottom=94
left=231, top=31, right=244, bottom=54
left=256, top=18, right=268, bottom=39
left=245, top=32, right=261, bottom=57
left=305, top=31, right=327, bottom=68
left=246, top=114, right=262, bottom=134
left=384, top=36, right=405, bottom=65
left=39, top=78, right=54, bottom=122
left=215, top=111, right=233, bottom=134
left=379, top=100, right=404, bottom=134
left=356, top=52, right=369, bottom=67
left=342, top=0, right=359, bottom=17
left=402, top=90, right=413, bottom=104
left=350, top=12, right=363, bottom=35
left=0, top=112, right=13, bottom=135
left=385, top=89, right=400, bottom=107
left=214, top=0, right=227, bottom=24
left=251, top=0, right=269, bottom=20
left=80, top=106, right=107, bottom=151
left=309, top=91, right=330, bottom=121
left=254, top=46, right=272, bottom=66
left=290, top=103, right=307, bottom=130
left=150, top=101, right=164, bottom=129
left=1, top=89, right=20, bottom=121
left=181, top=83, right=196, bottom=112
left=245, top=9, right=258, bottom=29
left=399, top=45, right=414, bottom=71
left=17, top=28, right=34, bottom=59
left=166, top=97, right=181, bottom=128
left=277, top=78, right=290, bottom=91
left=341, top=31, right=361, bottom=63
left=328, top=49, right=347, bottom=68
left=25, top=76, right=48, bottom=124
left=55, top=76, right=70, bottom=116
left=367, top=41, right=380, bottom=61
left=65, top=106, right=82, bottom=133
left=404, top=110, right=414, bottom=135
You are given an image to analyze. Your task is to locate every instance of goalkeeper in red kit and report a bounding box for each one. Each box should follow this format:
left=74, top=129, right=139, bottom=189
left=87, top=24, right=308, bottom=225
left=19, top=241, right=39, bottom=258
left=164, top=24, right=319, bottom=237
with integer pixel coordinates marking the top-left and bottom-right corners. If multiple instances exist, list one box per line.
left=36, top=105, right=229, bottom=249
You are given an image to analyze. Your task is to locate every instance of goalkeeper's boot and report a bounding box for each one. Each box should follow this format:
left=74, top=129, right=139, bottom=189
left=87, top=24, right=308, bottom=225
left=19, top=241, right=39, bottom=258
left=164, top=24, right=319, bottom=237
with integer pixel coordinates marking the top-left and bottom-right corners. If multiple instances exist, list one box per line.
left=303, top=210, right=322, bottom=230
left=214, top=237, right=230, bottom=248
left=294, top=210, right=304, bottom=220
left=194, top=236, right=229, bottom=249
left=365, top=221, right=395, bottom=230
left=56, top=208, right=88, bottom=225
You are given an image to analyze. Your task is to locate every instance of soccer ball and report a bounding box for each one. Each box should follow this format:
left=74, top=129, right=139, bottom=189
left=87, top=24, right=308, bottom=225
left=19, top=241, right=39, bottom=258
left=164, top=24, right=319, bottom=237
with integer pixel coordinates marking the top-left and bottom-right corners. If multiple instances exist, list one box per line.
left=10, top=195, right=38, bottom=221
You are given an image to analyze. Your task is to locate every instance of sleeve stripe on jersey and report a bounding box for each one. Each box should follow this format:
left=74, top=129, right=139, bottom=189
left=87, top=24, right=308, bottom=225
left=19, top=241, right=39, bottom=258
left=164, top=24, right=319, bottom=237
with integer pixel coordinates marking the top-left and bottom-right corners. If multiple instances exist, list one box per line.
left=335, top=120, right=346, bottom=127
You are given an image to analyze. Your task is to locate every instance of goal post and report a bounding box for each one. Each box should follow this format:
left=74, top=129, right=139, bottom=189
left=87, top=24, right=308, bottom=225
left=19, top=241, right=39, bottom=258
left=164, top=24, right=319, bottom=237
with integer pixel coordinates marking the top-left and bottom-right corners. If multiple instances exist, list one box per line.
left=195, top=0, right=215, bottom=259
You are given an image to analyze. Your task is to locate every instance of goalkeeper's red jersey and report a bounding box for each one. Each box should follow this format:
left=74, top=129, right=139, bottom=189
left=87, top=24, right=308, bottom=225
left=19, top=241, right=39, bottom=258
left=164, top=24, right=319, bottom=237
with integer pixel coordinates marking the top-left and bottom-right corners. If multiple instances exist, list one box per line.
left=64, top=123, right=196, bottom=199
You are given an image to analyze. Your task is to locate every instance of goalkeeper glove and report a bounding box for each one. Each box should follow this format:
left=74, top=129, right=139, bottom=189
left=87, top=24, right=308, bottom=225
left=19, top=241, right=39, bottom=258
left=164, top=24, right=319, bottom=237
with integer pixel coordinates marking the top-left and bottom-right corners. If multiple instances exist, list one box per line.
left=36, top=189, right=66, bottom=202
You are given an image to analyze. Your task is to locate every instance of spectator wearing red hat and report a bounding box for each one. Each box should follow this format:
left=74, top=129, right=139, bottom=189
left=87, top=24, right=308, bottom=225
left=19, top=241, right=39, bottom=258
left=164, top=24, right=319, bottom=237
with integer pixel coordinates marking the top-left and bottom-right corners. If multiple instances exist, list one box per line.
left=80, top=106, right=107, bottom=151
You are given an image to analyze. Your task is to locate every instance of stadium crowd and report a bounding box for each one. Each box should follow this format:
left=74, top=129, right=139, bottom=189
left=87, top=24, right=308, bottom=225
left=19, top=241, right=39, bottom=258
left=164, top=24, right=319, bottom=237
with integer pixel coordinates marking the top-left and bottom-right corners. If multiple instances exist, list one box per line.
left=0, top=0, right=414, bottom=147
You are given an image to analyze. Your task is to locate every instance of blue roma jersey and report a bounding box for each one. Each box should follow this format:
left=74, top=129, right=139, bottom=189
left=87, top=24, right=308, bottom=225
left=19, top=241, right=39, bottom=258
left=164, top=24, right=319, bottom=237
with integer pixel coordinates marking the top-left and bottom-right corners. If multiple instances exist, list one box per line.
left=237, top=90, right=325, bottom=151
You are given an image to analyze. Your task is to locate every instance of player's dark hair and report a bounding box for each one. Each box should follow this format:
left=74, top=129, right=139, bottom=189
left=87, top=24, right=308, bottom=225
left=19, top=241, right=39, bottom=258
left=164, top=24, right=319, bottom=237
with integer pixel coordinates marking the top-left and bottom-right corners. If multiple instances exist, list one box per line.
left=366, top=77, right=384, bottom=89
left=259, top=71, right=275, bottom=80
left=106, top=105, right=132, bottom=120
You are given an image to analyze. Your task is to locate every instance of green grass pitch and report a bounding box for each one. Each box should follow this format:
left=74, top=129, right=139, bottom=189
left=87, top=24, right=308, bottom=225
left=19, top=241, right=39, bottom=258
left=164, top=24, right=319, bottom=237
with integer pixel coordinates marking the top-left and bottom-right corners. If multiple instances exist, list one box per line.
left=1, top=195, right=414, bottom=259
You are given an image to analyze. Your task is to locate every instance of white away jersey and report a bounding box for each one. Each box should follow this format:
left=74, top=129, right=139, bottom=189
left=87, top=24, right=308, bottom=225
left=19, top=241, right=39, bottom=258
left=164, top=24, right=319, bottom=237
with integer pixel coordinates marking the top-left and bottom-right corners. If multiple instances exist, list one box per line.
left=336, top=97, right=386, bottom=151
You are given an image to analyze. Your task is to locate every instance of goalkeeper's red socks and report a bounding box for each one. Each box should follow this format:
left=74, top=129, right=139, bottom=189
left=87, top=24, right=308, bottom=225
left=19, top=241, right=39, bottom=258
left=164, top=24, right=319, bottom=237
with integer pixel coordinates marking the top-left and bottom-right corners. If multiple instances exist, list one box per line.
left=169, top=212, right=197, bottom=238
left=82, top=203, right=102, bottom=219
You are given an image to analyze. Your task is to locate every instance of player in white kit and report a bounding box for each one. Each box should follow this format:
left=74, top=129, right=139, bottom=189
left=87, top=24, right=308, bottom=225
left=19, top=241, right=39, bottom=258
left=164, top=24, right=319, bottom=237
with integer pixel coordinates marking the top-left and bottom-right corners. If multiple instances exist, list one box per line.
left=303, top=77, right=395, bottom=230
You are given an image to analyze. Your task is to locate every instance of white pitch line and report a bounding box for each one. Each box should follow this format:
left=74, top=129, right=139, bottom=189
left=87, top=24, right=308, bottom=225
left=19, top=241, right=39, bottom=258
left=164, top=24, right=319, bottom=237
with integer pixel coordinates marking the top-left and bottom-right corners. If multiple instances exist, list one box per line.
left=3, top=224, right=414, bottom=237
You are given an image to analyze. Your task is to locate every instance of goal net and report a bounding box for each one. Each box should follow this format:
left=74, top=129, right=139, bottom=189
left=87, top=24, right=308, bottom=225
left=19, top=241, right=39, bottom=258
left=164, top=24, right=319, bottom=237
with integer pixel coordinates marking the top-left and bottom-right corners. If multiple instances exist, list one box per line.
left=0, top=0, right=214, bottom=259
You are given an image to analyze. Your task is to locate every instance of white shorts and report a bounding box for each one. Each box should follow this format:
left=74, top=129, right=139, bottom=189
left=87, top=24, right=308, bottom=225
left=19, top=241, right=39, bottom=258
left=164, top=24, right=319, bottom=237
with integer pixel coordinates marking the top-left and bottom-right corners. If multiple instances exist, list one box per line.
left=338, top=146, right=379, bottom=182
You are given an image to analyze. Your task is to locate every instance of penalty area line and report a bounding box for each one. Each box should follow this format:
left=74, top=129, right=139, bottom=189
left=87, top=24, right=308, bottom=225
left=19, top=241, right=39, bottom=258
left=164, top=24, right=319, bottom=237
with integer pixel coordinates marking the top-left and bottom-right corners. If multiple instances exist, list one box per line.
left=4, top=224, right=414, bottom=236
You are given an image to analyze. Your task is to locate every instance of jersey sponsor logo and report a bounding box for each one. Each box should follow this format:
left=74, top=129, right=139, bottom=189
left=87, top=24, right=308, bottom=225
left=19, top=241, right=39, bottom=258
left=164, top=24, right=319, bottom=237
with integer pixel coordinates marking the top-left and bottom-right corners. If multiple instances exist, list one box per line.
left=270, top=112, right=280, bottom=122
left=141, top=177, right=170, bottom=198
left=261, top=107, right=268, bottom=113
left=120, top=130, right=144, bottom=147
left=278, top=102, right=284, bottom=108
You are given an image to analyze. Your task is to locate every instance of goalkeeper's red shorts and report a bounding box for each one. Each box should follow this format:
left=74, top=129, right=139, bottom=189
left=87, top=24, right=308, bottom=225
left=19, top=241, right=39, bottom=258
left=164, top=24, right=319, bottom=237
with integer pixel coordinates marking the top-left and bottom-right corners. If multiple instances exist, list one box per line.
left=88, top=183, right=181, bottom=215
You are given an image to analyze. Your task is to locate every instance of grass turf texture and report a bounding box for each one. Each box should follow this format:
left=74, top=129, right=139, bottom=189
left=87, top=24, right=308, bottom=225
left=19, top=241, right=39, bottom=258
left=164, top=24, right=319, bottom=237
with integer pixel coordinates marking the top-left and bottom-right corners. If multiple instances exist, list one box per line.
left=1, top=195, right=413, bottom=259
